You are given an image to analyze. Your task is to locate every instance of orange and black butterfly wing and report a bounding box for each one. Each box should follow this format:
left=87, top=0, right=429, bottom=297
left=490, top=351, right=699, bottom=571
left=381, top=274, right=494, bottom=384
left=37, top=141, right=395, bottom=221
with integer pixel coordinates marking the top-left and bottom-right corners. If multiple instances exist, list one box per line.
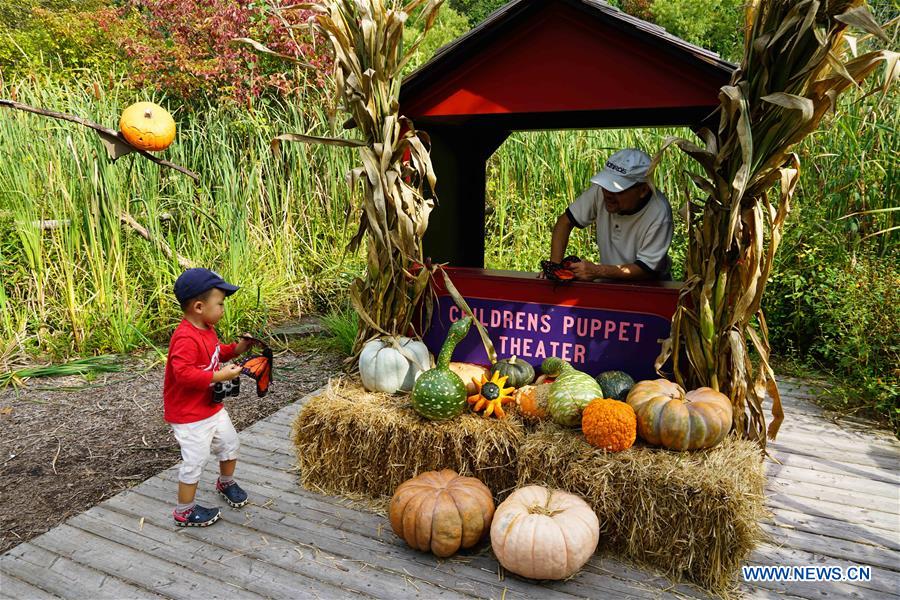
left=238, top=348, right=273, bottom=397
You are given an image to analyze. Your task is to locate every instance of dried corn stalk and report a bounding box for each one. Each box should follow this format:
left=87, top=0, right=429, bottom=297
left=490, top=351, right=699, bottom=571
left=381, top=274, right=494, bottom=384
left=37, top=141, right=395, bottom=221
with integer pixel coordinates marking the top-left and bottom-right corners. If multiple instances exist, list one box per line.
left=654, top=0, right=897, bottom=449
left=258, top=0, right=443, bottom=357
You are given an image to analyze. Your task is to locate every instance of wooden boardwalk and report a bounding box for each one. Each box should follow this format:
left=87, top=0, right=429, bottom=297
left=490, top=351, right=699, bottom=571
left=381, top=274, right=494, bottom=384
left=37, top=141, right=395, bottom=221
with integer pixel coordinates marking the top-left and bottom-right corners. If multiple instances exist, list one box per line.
left=2, top=378, right=898, bottom=599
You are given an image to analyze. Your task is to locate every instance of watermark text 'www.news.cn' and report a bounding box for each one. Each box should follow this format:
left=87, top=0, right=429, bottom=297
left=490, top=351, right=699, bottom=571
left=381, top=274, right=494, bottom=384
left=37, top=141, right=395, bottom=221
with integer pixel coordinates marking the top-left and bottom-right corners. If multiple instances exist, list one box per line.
left=743, top=565, right=872, bottom=582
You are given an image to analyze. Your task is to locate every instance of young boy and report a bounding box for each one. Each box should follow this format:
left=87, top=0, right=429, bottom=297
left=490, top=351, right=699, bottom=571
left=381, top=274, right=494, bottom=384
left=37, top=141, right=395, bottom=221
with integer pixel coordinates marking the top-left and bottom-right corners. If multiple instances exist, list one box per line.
left=165, top=268, right=256, bottom=527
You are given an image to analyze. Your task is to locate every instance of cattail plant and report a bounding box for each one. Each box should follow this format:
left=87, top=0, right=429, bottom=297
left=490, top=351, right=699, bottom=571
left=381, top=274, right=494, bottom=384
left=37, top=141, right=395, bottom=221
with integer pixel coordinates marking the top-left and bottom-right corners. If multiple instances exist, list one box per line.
left=254, top=0, right=444, bottom=357
left=654, top=0, right=897, bottom=448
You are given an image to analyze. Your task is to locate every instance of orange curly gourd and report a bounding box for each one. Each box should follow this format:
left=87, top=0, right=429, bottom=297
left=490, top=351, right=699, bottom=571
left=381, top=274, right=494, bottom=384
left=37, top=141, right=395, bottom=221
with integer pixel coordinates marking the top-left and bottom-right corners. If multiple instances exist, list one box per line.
left=581, top=398, right=636, bottom=452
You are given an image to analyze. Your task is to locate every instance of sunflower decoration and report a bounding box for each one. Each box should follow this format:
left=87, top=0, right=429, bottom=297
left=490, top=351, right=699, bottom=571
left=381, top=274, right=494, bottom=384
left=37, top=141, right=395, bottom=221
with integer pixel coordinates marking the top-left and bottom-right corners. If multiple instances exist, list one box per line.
left=467, top=372, right=516, bottom=418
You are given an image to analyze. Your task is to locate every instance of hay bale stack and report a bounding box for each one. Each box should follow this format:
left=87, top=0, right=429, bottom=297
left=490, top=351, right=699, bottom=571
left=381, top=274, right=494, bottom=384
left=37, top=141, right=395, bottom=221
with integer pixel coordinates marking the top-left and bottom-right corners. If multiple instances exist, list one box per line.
left=292, top=378, right=525, bottom=500
left=517, top=423, right=767, bottom=592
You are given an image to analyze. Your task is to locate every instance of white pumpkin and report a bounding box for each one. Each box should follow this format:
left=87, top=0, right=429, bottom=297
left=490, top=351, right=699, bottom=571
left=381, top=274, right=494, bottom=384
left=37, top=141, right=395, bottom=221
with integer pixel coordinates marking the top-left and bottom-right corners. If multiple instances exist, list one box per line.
left=490, top=485, right=599, bottom=580
left=359, top=336, right=432, bottom=394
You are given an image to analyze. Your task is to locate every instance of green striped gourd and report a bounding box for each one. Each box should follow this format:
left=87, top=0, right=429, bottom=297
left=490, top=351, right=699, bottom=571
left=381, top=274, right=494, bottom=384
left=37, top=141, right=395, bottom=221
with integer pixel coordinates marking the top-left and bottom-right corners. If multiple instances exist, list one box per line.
left=411, top=317, right=473, bottom=420
left=542, top=357, right=604, bottom=427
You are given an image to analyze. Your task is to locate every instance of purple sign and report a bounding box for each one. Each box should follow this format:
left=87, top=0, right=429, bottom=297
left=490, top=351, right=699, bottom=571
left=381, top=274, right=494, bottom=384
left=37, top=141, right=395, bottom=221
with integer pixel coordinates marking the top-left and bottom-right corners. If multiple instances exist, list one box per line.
left=423, top=295, right=671, bottom=381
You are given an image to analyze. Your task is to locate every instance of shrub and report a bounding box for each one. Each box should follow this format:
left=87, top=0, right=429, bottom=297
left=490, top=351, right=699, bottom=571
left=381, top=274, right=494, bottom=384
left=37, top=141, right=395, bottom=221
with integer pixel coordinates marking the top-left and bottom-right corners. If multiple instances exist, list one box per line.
left=650, top=0, right=744, bottom=61
left=118, top=0, right=328, bottom=105
left=0, top=2, right=132, bottom=80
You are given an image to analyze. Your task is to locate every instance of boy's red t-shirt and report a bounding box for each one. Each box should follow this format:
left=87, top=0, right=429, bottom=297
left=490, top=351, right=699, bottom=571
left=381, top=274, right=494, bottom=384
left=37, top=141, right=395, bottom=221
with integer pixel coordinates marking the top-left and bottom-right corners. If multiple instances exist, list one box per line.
left=164, top=319, right=237, bottom=424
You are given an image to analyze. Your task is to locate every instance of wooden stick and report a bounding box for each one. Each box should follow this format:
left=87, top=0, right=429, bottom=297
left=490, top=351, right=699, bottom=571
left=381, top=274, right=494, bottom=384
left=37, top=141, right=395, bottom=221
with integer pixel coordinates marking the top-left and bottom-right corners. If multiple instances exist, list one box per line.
left=0, top=98, right=200, bottom=182
left=120, top=211, right=193, bottom=269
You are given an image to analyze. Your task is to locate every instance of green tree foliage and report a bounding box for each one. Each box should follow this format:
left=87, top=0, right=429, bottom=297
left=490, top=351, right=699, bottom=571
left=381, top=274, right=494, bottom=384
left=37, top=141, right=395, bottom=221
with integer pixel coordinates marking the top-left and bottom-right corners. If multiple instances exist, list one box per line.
left=650, top=0, right=744, bottom=61
left=447, top=0, right=506, bottom=25
left=401, top=5, right=471, bottom=76
left=0, top=1, right=133, bottom=79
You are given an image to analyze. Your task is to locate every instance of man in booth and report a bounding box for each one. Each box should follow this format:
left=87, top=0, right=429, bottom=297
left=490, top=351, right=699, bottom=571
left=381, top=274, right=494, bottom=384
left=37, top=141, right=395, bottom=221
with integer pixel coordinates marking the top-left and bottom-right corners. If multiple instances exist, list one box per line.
left=549, top=148, right=674, bottom=281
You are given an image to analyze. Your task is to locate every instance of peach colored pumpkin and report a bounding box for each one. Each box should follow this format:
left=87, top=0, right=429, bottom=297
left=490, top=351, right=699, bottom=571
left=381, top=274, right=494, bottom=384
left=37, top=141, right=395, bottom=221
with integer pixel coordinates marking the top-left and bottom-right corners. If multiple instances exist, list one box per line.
left=448, top=362, right=489, bottom=395
left=626, top=379, right=733, bottom=451
left=490, top=485, right=599, bottom=580
left=389, top=469, right=495, bottom=557
left=119, top=102, right=176, bottom=151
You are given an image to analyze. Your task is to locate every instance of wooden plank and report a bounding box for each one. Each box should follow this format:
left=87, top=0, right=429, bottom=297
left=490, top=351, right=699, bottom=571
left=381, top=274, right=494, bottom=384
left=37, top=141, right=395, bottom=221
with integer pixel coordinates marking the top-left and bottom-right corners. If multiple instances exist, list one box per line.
left=141, top=472, right=676, bottom=599
left=765, top=463, right=899, bottom=500
left=766, top=492, right=899, bottom=533
left=236, top=430, right=294, bottom=455
left=748, top=543, right=900, bottom=598
left=67, top=507, right=379, bottom=600
left=764, top=453, right=899, bottom=486
left=768, top=441, right=899, bottom=474
left=1, top=543, right=163, bottom=599
left=129, top=478, right=610, bottom=600
left=777, top=418, right=900, bottom=447
left=170, top=467, right=706, bottom=600
left=232, top=444, right=296, bottom=471
left=765, top=478, right=900, bottom=512
left=582, top=555, right=713, bottom=598
left=768, top=507, right=900, bottom=552
left=28, top=524, right=268, bottom=600
left=85, top=501, right=466, bottom=600
left=770, top=429, right=900, bottom=461
left=0, top=570, right=60, bottom=599
left=760, top=523, right=900, bottom=572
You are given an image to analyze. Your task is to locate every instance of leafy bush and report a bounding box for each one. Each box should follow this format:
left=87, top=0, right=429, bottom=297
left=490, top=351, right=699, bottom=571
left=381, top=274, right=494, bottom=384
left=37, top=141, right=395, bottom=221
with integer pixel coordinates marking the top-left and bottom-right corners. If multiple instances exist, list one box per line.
left=0, top=1, right=132, bottom=80
left=401, top=5, right=471, bottom=76
left=447, top=0, right=507, bottom=26
left=118, top=0, right=327, bottom=105
left=650, top=0, right=744, bottom=61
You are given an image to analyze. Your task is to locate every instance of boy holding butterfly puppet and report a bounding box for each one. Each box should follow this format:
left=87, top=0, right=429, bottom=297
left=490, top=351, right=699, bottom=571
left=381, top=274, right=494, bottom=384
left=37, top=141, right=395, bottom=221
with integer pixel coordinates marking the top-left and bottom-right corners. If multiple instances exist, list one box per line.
left=165, top=268, right=265, bottom=527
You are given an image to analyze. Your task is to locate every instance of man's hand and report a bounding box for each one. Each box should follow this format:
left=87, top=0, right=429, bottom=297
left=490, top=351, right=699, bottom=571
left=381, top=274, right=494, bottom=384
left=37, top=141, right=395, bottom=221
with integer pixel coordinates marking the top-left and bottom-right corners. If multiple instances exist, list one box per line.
left=213, top=363, right=243, bottom=382
left=570, top=260, right=599, bottom=281
left=234, top=333, right=257, bottom=356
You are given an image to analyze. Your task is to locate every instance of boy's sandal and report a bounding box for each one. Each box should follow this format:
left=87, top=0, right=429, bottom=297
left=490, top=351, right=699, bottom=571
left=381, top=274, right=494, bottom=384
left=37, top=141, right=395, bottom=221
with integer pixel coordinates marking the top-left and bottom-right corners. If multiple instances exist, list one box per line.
left=217, top=480, right=249, bottom=508
left=173, top=504, right=221, bottom=527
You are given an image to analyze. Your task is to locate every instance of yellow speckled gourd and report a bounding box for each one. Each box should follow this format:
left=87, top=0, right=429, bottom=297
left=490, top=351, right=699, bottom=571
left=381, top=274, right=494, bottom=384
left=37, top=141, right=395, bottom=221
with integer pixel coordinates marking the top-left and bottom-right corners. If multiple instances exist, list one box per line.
left=581, top=398, right=637, bottom=452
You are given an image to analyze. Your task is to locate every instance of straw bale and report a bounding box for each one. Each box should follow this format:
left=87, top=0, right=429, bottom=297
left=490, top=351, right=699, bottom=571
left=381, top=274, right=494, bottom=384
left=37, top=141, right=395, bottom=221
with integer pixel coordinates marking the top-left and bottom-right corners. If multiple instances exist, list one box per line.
left=517, top=422, right=767, bottom=593
left=292, top=377, right=525, bottom=500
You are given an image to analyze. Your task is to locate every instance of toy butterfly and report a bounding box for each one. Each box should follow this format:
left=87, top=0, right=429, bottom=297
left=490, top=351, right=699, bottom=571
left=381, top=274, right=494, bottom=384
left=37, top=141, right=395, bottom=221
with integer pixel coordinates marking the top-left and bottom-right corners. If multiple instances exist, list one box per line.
left=237, top=336, right=273, bottom=397
left=540, top=255, right=581, bottom=283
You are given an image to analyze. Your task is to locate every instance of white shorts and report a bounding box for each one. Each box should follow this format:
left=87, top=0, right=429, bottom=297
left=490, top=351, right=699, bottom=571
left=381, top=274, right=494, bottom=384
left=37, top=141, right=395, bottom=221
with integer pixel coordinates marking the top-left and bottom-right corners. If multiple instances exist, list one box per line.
left=170, top=409, right=240, bottom=484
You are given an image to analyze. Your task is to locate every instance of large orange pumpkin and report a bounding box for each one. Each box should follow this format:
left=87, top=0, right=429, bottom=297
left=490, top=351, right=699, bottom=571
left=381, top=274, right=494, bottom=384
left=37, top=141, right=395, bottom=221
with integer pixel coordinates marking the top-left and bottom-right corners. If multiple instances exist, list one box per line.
left=626, top=379, right=733, bottom=451
left=119, top=102, right=176, bottom=151
left=389, top=469, right=495, bottom=557
left=490, top=485, right=599, bottom=580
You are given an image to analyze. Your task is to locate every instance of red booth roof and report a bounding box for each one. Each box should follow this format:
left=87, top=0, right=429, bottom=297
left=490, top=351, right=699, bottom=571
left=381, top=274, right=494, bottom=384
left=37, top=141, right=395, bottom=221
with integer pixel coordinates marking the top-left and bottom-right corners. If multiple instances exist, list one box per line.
left=400, top=0, right=735, bottom=125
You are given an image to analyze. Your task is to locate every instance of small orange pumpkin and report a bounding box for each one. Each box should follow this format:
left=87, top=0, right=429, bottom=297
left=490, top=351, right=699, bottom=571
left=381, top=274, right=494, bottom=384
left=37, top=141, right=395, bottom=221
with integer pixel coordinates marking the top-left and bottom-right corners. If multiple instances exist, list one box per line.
left=581, top=398, right=636, bottom=452
left=119, top=102, right=176, bottom=151
left=389, top=469, right=495, bottom=557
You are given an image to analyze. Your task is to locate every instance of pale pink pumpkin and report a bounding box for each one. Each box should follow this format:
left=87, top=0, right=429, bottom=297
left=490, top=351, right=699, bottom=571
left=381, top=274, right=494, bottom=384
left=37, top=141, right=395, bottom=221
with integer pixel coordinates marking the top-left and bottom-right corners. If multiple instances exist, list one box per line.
left=490, top=485, right=599, bottom=580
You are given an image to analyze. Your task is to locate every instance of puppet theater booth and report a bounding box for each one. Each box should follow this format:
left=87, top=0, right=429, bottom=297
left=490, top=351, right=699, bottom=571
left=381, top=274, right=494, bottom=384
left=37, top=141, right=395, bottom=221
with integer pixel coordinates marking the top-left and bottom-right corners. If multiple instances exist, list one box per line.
left=294, top=0, right=765, bottom=592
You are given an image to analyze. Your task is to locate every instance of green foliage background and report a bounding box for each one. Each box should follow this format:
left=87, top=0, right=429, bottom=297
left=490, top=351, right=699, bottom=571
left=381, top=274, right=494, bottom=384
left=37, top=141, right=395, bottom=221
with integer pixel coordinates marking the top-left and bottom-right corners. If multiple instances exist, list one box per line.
left=1, top=0, right=897, bottom=430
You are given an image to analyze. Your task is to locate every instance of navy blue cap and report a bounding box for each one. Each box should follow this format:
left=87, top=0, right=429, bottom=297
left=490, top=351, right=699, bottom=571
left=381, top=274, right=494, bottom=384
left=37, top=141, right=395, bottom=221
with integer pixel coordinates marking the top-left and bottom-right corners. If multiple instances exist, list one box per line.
left=174, top=268, right=239, bottom=305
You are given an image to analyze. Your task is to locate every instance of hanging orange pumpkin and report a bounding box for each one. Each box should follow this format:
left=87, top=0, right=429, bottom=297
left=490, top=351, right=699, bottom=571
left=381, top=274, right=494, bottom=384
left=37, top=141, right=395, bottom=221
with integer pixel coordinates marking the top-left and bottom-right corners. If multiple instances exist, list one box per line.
left=119, top=102, right=176, bottom=152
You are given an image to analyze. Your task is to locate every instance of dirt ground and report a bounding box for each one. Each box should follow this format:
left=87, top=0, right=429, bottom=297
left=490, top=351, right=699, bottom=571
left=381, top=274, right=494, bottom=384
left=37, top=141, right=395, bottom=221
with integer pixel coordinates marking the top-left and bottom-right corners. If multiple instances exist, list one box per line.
left=0, top=348, right=345, bottom=554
